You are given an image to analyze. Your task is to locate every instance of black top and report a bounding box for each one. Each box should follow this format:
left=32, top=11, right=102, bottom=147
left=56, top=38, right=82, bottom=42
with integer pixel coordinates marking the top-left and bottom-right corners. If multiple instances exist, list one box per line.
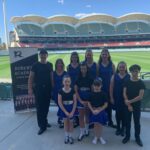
left=58, top=88, right=75, bottom=102
left=89, top=91, right=108, bottom=108
left=124, top=79, right=145, bottom=108
left=75, top=75, right=93, bottom=91
left=31, top=62, right=53, bottom=88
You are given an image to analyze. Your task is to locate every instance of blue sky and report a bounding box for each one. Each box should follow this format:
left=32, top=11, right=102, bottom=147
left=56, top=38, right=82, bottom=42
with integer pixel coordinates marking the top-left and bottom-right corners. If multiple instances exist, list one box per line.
left=0, top=0, right=150, bottom=42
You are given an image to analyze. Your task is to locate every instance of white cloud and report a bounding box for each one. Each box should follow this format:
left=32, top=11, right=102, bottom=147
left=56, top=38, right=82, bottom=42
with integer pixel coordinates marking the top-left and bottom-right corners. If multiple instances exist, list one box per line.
left=58, top=0, right=64, bottom=5
left=75, top=13, right=98, bottom=18
left=86, top=5, right=92, bottom=8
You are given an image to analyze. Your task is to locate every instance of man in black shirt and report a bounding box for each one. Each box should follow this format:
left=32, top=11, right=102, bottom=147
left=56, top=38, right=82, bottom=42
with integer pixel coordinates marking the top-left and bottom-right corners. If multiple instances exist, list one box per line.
left=28, top=49, right=53, bottom=135
left=122, top=64, right=145, bottom=147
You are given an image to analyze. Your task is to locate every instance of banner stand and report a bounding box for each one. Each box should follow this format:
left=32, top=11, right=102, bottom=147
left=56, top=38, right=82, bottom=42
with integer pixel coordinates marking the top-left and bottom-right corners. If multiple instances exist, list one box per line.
left=9, top=47, right=38, bottom=112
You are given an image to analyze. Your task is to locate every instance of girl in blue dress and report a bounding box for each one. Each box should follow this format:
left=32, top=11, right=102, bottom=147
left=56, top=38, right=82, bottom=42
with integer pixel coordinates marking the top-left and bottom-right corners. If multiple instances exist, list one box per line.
left=85, top=49, right=98, bottom=80
left=67, top=52, right=80, bottom=127
left=75, top=62, right=93, bottom=141
left=88, top=78, right=108, bottom=145
left=67, top=52, right=80, bottom=87
left=110, top=61, right=130, bottom=136
left=58, top=75, right=77, bottom=144
left=98, top=48, right=115, bottom=127
left=52, top=59, right=67, bottom=128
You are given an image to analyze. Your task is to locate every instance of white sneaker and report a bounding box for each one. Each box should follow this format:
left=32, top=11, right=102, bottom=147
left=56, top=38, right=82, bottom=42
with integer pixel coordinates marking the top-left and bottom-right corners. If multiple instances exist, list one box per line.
left=99, top=137, right=106, bottom=145
left=92, top=137, right=98, bottom=144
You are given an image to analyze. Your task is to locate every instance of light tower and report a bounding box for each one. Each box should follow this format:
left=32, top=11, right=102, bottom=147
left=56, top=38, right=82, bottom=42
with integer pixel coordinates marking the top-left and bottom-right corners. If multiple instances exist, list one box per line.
left=2, top=0, right=9, bottom=49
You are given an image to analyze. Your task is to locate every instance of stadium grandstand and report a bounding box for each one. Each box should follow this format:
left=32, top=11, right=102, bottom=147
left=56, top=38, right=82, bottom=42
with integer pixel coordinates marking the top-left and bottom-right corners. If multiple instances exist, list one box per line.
left=10, top=13, right=150, bottom=50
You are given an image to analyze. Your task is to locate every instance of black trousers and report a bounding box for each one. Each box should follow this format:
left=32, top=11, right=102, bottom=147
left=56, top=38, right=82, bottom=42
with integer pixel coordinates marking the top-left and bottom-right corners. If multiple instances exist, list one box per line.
left=115, top=108, right=126, bottom=130
left=125, top=107, right=141, bottom=139
left=34, top=86, right=51, bottom=129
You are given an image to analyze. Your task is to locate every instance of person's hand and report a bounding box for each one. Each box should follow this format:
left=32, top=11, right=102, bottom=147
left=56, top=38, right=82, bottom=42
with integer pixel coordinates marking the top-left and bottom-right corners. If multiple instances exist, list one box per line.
left=83, top=101, right=88, bottom=107
left=69, top=112, right=74, bottom=118
left=65, top=111, right=70, bottom=117
left=125, top=99, right=130, bottom=106
left=80, top=100, right=86, bottom=106
left=128, top=105, right=133, bottom=112
left=93, top=109, right=99, bottom=115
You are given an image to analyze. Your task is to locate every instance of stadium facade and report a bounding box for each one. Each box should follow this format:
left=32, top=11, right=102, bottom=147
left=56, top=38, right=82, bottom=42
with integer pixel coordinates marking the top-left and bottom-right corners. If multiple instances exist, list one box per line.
left=10, top=13, right=150, bottom=50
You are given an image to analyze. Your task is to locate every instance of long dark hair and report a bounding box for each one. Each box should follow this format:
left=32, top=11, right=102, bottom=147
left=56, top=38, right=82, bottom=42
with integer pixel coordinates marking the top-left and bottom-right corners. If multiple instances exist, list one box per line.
left=85, top=48, right=93, bottom=62
left=55, top=58, right=65, bottom=71
left=70, top=51, right=80, bottom=63
left=78, top=61, right=89, bottom=78
left=98, top=47, right=112, bottom=64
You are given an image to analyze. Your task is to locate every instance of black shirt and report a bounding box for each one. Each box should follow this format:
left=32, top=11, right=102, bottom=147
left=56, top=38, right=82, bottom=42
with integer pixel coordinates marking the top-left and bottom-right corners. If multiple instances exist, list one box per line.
left=124, top=79, right=145, bottom=107
left=31, top=62, right=53, bottom=88
left=75, top=75, right=93, bottom=91
left=89, top=91, right=108, bottom=108
left=58, top=88, right=75, bottom=102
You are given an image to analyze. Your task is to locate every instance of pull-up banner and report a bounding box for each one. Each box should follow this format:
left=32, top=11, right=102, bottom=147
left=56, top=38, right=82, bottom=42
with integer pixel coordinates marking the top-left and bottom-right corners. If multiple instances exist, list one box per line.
left=9, top=47, right=38, bottom=111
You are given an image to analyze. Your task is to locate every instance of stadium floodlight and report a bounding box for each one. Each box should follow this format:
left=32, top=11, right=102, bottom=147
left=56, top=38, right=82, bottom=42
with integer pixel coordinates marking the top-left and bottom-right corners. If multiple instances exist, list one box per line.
left=2, top=0, right=9, bottom=49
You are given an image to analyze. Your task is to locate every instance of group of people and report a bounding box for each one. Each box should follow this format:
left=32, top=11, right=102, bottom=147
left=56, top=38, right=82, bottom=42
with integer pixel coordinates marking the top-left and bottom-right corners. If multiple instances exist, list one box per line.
left=28, top=48, right=145, bottom=147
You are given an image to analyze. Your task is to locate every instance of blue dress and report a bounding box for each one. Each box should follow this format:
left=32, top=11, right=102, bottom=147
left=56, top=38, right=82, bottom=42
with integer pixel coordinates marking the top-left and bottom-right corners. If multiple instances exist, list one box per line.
left=58, top=88, right=78, bottom=119
left=99, top=61, right=113, bottom=95
left=67, top=64, right=80, bottom=87
left=52, top=71, right=67, bottom=105
left=89, top=91, right=108, bottom=125
left=113, top=73, right=130, bottom=110
left=75, top=75, right=93, bottom=108
left=87, top=62, right=97, bottom=80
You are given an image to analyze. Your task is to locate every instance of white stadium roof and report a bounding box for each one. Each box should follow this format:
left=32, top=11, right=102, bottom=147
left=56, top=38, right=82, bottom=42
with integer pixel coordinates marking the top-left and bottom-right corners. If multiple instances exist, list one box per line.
left=11, top=13, right=150, bottom=26
left=11, top=13, right=150, bottom=37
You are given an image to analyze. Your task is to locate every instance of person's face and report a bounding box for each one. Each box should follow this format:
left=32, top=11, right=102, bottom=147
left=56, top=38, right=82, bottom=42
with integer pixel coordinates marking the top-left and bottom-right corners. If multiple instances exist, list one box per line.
left=86, top=51, right=93, bottom=61
left=101, top=51, right=109, bottom=61
left=118, top=63, right=127, bottom=74
left=131, top=69, right=139, bottom=78
left=93, top=85, right=101, bottom=92
left=71, top=55, right=78, bottom=63
left=80, top=65, right=87, bottom=75
left=39, top=53, right=48, bottom=61
left=63, top=77, right=71, bottom=87
left=57, top=61, right=63, bottom=70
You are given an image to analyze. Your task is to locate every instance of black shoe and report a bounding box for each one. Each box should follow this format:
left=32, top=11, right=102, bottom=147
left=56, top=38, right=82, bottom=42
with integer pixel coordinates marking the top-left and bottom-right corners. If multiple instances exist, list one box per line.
left=122, top=137, right=130, bottom=144
left=85, top=130, right=89, bottom=137
left=108, top=122, right=117, bottom=128
left=136, top=138, right=143, bottom=147
left=69, top=137, right=74, bottom=144
left=59, top=122, right=64, bottom=128
left=115, top=129, right=121, bottom=136
left=64, top=136, right=69, bottom=144
left=78, top=134, right=84, bottom=141
left=73, top=122, right=79, bottom=128
left=38, top=128, right=46, bottom=135
left=120, top=130, right=124, bottom=137
left=47, top=123, right=51, bottom=128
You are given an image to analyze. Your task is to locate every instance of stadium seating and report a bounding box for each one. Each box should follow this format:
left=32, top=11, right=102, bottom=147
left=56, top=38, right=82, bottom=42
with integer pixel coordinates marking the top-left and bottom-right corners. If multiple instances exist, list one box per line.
left=16, top=24, right=43, bottom=36
left=44, top=24, right=76, bottom=36
left=76, top=24, right=89, bottom=35
left=138, top=22, right=150, bottom=33
left=11, top=14, right=150, bottom=49
left=100, top=23, right=115, bottom=35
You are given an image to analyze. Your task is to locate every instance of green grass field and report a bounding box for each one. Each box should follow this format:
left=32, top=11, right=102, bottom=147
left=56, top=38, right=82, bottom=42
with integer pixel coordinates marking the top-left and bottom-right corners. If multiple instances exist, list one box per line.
left=0, top=51, right=150, bottom=79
